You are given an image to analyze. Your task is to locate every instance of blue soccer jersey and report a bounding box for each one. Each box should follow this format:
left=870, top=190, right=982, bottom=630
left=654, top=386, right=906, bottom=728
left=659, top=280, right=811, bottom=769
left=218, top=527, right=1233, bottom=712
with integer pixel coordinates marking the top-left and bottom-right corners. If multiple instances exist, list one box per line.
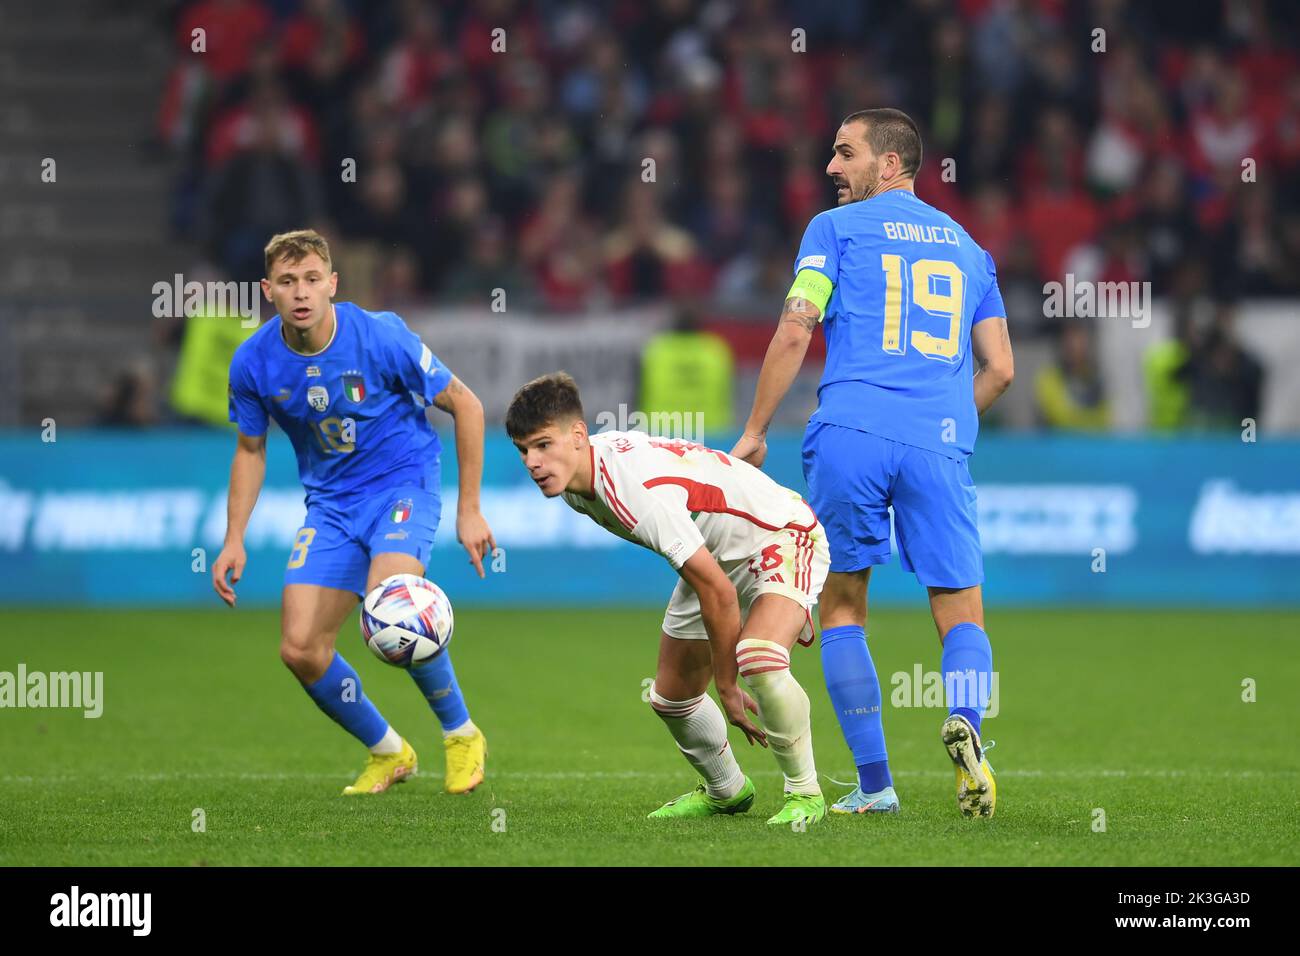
left=227, top=301, right=453, bottom=510
left=794, top=190, right=1005, bottom=459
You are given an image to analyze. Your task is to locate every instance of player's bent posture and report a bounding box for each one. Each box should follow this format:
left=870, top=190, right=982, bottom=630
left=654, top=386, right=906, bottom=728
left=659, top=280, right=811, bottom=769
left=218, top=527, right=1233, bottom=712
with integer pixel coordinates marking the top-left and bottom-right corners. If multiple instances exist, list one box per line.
left=507, top=373, right=829, bottom=826
left=212, top=230, right=494, bottom=796
left=732, top=109, right=1015, bottom=818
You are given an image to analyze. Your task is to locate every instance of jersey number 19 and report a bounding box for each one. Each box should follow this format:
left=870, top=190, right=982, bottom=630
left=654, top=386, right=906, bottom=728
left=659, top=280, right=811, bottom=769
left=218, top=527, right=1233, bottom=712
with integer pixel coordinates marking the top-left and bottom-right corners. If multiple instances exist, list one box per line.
left=880, top=254, right=966, bottom=364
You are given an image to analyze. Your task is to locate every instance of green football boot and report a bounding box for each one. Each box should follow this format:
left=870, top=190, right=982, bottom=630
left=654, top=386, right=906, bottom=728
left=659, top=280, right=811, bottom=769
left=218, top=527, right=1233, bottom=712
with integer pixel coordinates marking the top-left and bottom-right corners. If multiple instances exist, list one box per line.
left=766, top=791, right=827, bottom=827
left=647, top=777, right=756, bottom=819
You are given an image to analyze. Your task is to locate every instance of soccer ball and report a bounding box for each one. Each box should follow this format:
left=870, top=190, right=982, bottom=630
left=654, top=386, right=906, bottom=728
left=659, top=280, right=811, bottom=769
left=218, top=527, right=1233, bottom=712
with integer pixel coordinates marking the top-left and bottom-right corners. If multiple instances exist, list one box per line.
left=360, top=574, right=454, bottom=667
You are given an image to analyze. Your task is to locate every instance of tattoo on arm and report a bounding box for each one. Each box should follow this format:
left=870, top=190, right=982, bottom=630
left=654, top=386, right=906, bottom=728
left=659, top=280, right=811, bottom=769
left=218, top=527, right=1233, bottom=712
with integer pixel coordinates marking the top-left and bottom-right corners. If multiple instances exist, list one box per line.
left=780, top=297, right=820, bottom=333
left=432, top=376, right=465, bottom=414
left=975, top=318, right=1012, bottom=372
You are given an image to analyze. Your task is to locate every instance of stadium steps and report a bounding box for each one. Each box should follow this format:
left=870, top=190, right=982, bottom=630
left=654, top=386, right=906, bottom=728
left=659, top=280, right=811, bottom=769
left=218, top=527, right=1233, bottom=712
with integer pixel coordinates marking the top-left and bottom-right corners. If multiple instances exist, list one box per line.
left=0, top=0, right=191, bottom=425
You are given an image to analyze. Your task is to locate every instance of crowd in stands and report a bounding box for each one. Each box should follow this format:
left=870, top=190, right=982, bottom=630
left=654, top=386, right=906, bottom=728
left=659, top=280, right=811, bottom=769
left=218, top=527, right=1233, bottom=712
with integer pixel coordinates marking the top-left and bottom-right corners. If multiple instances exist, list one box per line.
left=143, top=0, right=1297, bottom=431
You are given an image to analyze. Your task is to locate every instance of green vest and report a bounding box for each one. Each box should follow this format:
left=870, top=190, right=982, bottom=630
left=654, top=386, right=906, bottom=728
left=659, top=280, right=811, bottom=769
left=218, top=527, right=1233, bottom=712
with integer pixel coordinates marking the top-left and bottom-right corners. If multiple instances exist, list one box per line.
left=170, top=311, right=261, bottom=427
left=1033, top=364, right=1110, bottom=430
left=640, top=331, right=734, bottom=435
left=1143, top=340, right=1190, bottom=431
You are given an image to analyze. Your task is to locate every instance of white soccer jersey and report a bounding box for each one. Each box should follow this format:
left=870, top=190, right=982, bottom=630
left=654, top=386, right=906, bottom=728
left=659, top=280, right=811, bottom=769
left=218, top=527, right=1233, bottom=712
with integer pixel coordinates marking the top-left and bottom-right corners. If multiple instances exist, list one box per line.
left=562, top=430, right=819, bottom=568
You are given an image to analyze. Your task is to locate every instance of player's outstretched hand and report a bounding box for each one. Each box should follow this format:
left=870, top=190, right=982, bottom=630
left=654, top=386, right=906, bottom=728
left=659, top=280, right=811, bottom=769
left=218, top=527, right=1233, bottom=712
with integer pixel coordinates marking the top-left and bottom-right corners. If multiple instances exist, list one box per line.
left=729, top=432, right=767, bottom=469
left=718, top=684, right=767, bottom=747
left=212, top=541, right=247, bottom=607
left=457, top=510, right=497, bottom=579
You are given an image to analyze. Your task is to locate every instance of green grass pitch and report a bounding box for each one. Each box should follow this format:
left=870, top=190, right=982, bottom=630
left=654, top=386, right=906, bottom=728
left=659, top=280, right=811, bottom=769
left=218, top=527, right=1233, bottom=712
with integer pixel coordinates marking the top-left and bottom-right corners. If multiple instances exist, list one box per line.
left=0, top=606, right=1296, bottom=866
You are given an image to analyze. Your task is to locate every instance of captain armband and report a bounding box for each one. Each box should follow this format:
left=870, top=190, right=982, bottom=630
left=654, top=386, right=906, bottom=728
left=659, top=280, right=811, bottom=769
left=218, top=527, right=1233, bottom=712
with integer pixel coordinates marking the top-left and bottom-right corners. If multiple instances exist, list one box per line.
left=785, top=269, right=833, bottom=318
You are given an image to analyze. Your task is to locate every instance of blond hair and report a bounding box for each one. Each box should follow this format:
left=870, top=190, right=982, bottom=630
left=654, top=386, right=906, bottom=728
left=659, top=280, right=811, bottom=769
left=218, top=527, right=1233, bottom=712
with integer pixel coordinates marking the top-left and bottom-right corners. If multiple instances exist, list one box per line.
left=264, top=229, right=333, bottom=278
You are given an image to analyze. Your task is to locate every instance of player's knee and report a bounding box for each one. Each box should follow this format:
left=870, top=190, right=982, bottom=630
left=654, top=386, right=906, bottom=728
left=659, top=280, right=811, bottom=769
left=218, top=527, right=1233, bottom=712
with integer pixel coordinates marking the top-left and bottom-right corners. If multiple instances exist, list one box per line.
left=647, top=682, right=704, bottom=718
left=279, top=634, right=330, bottom=682
left=736, top=638, right=790, bottom=684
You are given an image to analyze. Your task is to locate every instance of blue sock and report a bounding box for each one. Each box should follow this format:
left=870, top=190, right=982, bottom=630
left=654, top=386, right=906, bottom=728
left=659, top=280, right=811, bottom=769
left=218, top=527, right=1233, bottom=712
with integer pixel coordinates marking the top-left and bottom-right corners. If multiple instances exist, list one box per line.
left=303, top=652, right=389, bottom=748
left=942, top=622, right=994, bottom=737
left=821, top=625, right=892, bottom=793
left=409, top=650, right=470, bottom=731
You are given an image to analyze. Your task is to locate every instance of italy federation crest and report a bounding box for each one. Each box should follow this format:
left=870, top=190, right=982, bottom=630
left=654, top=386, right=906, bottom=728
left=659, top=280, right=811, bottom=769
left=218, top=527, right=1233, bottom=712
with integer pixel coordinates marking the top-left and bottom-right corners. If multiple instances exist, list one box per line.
left=307, top=385, right=329, bottom=412
left=343, top=372, right=366, bottom=403
left=390, top=499, right=413, bottom=523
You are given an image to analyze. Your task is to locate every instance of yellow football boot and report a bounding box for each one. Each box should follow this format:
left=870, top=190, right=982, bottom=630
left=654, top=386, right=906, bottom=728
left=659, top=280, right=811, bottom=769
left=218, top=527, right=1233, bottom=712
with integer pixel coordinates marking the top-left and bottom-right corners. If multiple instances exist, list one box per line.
left=342, top=738, right=418, bottom=795
left=443, top=727, right=487, bottom=794
left=941, top=715, right=996, bottom=818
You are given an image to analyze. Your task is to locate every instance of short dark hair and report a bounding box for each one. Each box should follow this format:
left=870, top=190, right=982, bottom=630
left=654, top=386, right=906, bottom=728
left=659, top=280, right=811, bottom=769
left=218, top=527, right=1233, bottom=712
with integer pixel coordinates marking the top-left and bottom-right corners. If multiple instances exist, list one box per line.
left=841, top=108, right=923, bottom=178
left=505, top=371, right=585, bottom=439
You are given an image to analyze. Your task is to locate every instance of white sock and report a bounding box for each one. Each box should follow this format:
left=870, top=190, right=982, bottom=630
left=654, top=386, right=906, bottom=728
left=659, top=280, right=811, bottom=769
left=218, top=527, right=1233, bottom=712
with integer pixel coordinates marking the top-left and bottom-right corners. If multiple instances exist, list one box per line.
left=369, top=726, right=403, bottom=755
left=737, top=639, right=820, bottom=795
left=443, top=719, right=477, bottom=739
left=649, top=684, right=746, bottom=800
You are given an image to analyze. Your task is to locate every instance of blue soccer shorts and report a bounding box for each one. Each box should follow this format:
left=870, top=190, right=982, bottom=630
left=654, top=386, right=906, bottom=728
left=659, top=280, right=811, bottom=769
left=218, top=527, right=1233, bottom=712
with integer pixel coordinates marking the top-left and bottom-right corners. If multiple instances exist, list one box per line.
left=284, top=484, right=442, bottom=596
left=802, top=420, right=983, bottom=588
